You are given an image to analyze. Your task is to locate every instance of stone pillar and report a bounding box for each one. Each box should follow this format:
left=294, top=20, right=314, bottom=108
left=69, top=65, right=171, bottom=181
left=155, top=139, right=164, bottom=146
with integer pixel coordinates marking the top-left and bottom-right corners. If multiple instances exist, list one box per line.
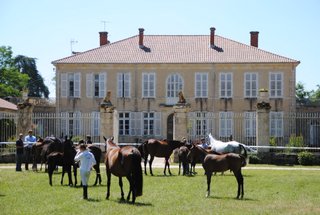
left=256, top=89, right=271, bottom=152
left=100, top=91, right=118, bottom=143
left=173, top=105, right=189, bottom=141
left=17, top=98, right=34, bottom=136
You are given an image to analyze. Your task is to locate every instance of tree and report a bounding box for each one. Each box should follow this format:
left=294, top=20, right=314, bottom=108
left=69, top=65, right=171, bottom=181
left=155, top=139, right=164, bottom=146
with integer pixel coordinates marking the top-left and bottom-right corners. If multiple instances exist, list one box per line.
left=14, top=55, right=49, bottom=98
left=0, top=46, right=49, bottom=98
left=0, top=46, right=29, bottom=97
left=296, top=82, right=310, bottom=103
left=310, top=85, right=320, bottom=102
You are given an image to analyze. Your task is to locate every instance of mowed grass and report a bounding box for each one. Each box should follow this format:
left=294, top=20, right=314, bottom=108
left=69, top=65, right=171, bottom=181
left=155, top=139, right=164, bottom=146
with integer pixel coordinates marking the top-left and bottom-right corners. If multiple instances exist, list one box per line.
left=1, top=165, right=320, bottom=215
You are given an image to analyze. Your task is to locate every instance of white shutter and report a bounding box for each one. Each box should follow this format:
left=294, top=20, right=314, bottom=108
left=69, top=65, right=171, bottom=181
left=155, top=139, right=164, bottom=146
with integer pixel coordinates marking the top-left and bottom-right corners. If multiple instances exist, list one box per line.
left=86, top=73, right=93, bottom=98
left=91, top=112, right=100, bottom=136
left=61, top=73, right=67, bottom=98
left=117, top=73, right=122, bottom=97
left=124, top=73, right=131, bottom=97
left=130, top=112, right=142, bottom=135
left=154, top=112, right=161, bottom=136
left=74, top=73, right=81, bottom=98
left=60, top=112, right=68, bottom=136
left=99, top=73, right=106, bottom=98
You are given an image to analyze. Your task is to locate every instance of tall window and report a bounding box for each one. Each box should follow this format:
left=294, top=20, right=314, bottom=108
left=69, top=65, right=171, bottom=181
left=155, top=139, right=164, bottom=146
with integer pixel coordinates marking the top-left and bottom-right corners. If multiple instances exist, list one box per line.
left=244, top=73, right=258, bottom=98
left=92, top=112, right=100, bottom=137
left=86, top=73, right=106, bottom=98
left=195, top=112, right=208, bottom=136
left=244, top=112, right=256, bottom=137
left=195, top=73, right=208, bottom=98
left=269, top=72, right=283, bottom=98
left=166, top=74, right=183, bottom=104
left=119, top=112, right=130, bottom=135
left=270, top=112, right=283, bottom=137
left=142, top=73, right=155, bottom=98
left=219, top=73, right=232, bottom=98
left=117, top=73, right=131, bottom=98
left=61, top=112, right=81, bottom=136
left=219, top=112, right=233, bottom=137
left=61, top=73, right=81, bottom=98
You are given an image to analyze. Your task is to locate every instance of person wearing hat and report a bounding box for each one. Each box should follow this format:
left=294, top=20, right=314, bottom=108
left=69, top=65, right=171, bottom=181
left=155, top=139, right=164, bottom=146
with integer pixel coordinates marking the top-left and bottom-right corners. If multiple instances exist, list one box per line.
left=199, top=137, right=209, bottom=149
left=24, top=130, right=36, bottom=170
left=16, top=133, right=24, bottom=171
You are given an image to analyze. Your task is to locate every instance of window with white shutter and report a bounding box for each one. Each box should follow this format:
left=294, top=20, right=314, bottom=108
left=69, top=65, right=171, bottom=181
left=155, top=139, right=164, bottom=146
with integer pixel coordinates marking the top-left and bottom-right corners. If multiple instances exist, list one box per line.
left=195, top=73, right=208, bottom=98
left=219, top=73, right=233, bottom=98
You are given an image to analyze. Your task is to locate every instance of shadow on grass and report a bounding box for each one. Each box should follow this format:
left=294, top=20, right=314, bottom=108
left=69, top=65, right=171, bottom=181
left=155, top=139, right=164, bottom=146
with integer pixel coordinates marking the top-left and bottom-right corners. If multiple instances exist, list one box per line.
left=107, top=198, right=153, bottom=206
left=206, top=195, right=257, bottom=202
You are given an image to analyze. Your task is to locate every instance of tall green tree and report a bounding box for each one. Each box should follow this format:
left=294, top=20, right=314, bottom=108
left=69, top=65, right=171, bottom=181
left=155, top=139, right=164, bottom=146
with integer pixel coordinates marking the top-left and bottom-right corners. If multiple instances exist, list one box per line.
left=14, top=55, right=49, bottom=98
left=0, top=46, right=29, bottom=97
left=310, top=85, right=320, bottom=102
left=296, top=82, right=310, bottom=101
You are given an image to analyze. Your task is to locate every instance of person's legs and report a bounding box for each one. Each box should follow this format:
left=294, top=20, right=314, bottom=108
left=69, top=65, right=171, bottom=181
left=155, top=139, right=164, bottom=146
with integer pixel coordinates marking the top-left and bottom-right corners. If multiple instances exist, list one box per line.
left=16, top=154, right=22, bottom=171
left=80, top=170, right=90, bottom=199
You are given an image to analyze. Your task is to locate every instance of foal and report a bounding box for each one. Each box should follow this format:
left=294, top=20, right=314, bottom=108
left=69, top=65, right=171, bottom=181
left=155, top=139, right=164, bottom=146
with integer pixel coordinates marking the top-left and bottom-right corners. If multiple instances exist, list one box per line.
left=202, top=153, right=246, bottom=199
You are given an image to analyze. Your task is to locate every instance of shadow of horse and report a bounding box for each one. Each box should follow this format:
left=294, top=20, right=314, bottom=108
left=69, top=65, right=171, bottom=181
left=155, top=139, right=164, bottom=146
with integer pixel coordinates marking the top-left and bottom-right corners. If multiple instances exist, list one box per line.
left=104, top=136, right=143, bottom=204
left=141, top=138, right=186, bottom=176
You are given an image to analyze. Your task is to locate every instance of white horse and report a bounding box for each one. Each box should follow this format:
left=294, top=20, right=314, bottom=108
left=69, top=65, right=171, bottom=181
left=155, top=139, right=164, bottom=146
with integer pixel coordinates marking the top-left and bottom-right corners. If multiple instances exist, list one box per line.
left=207, top=133, right=248, bottom=159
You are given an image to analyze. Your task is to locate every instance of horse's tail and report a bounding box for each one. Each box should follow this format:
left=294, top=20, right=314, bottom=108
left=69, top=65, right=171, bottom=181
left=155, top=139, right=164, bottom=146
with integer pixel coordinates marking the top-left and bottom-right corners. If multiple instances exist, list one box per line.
left=132, top=151, right=143, bottom=197
left=239, top=144, right=248, bottom=159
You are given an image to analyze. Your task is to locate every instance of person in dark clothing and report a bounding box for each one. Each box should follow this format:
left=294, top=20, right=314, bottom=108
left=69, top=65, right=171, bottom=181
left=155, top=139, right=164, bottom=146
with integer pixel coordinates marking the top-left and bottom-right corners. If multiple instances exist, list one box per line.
left=85, top=135, right=92, bottom=145
left=16, top=133, right=24, bottom=171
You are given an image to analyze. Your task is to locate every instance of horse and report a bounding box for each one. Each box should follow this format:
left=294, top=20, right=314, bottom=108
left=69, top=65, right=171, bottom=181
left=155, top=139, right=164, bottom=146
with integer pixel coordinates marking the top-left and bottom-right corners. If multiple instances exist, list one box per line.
left=177, top=146, right=190, bottom=175
left=141, top=138, right=186, bottom=176
left=187, top=143, right=219, bottom=175
left=208, top=133, right=248, bottom=159
left=47, top=136, right=77, bottom=186
left=104, top=136, right=143, bottom=204
left=202, top=153, right=246, bottom=199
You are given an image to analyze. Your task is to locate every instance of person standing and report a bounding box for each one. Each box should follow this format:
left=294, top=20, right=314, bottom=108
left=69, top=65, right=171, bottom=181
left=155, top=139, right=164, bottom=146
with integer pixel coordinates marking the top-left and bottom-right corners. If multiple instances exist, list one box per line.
left=74, top=143, right=96, bottom=200
left=199, top=138, right=209, bottom=149
left=85, top=135, right=92, bottom=145
left=16, top=133, right=24, bottom=171
left=24, top=130, right=36, bottom=170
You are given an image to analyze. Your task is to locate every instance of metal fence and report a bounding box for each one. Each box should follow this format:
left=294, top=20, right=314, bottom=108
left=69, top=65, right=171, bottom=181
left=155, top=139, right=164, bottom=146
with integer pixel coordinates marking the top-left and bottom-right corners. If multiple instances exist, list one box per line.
left=1, top=111, right=320, bottom=148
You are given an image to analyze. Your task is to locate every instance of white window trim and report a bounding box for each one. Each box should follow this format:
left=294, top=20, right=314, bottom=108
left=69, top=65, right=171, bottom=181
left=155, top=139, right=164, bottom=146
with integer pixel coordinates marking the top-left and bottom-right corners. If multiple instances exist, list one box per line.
left=219, top=111, right=234, bottom=137
left=270, top=111, right=283, bottom=137
left=166, top=73, right=184, bottom=104
left=244, top=112, right=256, bottom=137
left=244, top=72, right=258, bottom=98
left=219, top=72, right=233, bottom=98
left=142, top=72, right=156, bottom=98
left=117, top=72, right=131, bottom=98
left=195, top=72, right=208, bottom=98
left=269, top=72, right=283, bottom=98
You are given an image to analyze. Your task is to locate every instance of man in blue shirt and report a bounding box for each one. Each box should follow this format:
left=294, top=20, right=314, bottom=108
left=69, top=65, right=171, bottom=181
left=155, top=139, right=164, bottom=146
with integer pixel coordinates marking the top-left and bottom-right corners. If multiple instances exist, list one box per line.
left=24, top=130, right=36, bottom=170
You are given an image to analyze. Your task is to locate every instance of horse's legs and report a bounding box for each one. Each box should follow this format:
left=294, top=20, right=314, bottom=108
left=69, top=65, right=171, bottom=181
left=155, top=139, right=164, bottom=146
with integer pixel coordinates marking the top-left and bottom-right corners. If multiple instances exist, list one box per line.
left=106, top=167, right=111, bottom=200
left=143, top=153, right=148, bottom=175
left=93, top=165, right=101, bottom=186
left=164, top=157, right=171, bottom=175
left=234, top=170, right=244, bottom=199
left=61, top=166, right=65, bottom=185
left=206, top=172, right=212, bottom=198
left=126, top=175, right=135, bottom=203
left=149, top=156, right=154, bottom=176
left=73, top=164, right=77, bottom=186
left=118, top=177, right=125, bottom=201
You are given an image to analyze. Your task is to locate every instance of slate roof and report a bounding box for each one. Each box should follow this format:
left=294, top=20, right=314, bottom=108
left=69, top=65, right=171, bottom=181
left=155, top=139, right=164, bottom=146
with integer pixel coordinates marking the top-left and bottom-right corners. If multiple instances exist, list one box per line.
left=53, top=34, right=299, bottom=64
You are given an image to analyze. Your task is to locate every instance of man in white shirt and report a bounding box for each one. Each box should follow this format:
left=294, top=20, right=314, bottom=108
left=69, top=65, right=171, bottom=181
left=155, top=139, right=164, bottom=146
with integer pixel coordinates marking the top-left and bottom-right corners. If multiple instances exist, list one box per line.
left=24, top=130, right=36, bottom=170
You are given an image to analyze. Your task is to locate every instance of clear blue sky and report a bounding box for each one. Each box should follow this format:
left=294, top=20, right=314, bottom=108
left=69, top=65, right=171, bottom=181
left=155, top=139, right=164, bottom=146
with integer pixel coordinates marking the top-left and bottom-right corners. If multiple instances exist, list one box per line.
left=1, top=0, right=319, bottom=97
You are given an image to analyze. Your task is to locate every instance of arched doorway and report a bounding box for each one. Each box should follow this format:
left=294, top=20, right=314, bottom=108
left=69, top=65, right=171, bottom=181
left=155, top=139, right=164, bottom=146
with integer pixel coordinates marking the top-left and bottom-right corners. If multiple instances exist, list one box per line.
left=167, top=113, right=174, bottom=140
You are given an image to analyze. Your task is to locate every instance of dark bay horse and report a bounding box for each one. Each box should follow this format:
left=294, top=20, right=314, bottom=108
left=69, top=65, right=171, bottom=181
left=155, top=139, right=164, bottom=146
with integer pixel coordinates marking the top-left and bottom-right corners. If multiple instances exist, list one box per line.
left=47, top=136, right=77, bottom=186
left=203, top=153, right=246, bottom=199
left=177, top=146, right=190, bottom=175
left=104, top=137, right=143, bottom=204
left=142, top=138, right=186, bottom=175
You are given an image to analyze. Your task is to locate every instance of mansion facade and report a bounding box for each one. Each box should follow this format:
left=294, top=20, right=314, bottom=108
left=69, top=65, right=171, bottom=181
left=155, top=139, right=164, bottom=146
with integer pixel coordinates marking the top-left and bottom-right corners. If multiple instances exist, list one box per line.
left=52, top=28, right=299, bottom=143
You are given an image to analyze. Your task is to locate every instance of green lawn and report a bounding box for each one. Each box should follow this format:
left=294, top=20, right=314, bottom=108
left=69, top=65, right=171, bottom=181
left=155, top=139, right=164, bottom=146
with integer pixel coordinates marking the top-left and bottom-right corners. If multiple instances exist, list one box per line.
left=0, top=165, right=320, bottom=215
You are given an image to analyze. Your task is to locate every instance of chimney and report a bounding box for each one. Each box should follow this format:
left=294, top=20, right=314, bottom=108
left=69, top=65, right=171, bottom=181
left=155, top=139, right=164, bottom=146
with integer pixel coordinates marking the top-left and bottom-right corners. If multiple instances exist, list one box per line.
left=210, top=27, right=216, bottom=48
left=250, top=31, right=259, bottom=48
left=139, top=28, right=144, bottom=47
left=99, top=31, right=108, bottom=46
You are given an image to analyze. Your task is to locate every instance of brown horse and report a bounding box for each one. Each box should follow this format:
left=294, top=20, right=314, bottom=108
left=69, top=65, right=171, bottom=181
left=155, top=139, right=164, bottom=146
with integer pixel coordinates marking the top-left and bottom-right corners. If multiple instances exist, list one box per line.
left=187, top=143, right=217, bottom=175
left=103, top=137, right=143, bottom=204
left=141, top=138, right=186, bottom=176
left=203, top=153, right=246, bottom=199
left=177, top=146, right=190, bottom=175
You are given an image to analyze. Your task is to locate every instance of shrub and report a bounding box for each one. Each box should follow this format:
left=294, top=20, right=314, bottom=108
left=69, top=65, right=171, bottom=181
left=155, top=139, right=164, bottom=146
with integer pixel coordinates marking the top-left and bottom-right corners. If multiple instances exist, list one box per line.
left=297, top=151, right=315, bottom=165
left=269, top=137, right=276, bottom=147
left=249, top=154, right=261, bottom=164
